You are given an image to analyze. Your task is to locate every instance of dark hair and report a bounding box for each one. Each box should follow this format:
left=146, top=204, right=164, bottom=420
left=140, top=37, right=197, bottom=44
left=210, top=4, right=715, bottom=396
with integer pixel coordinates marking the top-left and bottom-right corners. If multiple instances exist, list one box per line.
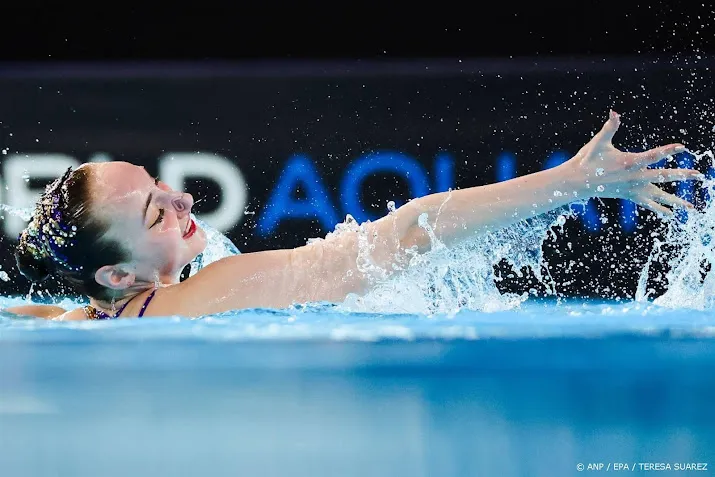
left=15, top=166, right=130, bottom=301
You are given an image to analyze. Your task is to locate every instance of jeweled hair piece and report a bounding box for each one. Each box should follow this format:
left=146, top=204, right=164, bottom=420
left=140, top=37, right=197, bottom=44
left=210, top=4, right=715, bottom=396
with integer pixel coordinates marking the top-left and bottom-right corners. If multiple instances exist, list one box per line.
left=18, top=167, right=81, bottom=271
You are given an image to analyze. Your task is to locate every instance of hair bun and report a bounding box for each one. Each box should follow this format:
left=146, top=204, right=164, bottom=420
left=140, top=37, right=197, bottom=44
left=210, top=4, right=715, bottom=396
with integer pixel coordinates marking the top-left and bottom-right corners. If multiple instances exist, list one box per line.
left=15, top=232, right=51, bottom=282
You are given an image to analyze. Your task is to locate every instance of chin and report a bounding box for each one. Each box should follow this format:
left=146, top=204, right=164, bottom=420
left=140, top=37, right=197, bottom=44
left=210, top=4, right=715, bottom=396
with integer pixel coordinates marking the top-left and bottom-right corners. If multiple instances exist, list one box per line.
left=193, top=226, right=208, bottom=252
left=171, top=233, right=208, bottom=275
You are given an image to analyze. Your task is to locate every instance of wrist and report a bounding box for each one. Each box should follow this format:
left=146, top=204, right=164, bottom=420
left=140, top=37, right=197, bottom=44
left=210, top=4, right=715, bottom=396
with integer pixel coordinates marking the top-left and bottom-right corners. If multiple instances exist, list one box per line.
left=553, top=159, right=589, bottom=200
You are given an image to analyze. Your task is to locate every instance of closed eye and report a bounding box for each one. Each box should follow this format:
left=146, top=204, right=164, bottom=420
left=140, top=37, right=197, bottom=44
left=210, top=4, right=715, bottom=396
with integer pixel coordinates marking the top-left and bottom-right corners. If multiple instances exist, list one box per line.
left=150, top=208, right=164, bottom=229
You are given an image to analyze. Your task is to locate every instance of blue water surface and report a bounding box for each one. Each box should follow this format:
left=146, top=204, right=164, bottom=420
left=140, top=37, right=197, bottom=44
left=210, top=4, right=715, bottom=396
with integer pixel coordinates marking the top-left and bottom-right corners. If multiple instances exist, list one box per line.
left=1, top=299, right=715, bottom=477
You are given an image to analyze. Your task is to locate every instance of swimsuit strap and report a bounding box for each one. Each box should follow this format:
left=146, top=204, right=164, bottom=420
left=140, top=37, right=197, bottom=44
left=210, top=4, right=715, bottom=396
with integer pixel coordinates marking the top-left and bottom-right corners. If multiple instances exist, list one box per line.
left=137, top=288, right=157, bottom=318
left=114, top=299, right=132, bottom=317
left=84, top=288, right=157, bottom=320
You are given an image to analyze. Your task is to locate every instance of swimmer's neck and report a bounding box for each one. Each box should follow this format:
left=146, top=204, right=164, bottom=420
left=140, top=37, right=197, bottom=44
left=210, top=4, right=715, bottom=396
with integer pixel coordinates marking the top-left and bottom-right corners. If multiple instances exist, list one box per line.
left=89, top=273, right=179, bottom=311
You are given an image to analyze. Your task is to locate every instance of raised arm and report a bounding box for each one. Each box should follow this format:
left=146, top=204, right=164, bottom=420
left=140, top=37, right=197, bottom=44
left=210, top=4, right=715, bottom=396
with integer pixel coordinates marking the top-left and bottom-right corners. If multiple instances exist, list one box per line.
left=372, top=111, right=697, bottom=253
left=172, top=112, right=700, bottom=314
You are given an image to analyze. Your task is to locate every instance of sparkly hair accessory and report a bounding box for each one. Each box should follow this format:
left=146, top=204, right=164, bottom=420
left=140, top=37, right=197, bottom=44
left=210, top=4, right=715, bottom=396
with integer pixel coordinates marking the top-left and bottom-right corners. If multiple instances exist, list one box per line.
left=19, top=167, right=81, bottom=271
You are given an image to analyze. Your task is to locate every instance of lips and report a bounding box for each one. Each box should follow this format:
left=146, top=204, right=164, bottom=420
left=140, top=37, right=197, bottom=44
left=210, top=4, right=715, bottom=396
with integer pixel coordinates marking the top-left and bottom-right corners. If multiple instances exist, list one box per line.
left=183, top=219, right=196, bottom=239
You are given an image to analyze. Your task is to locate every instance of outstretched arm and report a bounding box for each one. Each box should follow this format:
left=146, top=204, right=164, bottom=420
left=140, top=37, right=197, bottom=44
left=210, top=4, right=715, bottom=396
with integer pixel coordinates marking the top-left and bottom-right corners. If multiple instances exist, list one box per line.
left=370, top=111, right=697, bottom=254
left=173, top=112, right=700, bottom=314
left=5, top=304, right=68, bottom=319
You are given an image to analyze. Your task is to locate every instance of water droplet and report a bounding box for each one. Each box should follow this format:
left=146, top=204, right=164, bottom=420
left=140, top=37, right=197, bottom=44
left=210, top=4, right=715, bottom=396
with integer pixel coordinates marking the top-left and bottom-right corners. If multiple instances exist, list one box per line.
left=595, top=168, right=605, bottom=176
left=553, top=190, right=563, bottom=197
left=417, top=213, right=429, bottom=227
left=596, top=185, right=605, bottom=192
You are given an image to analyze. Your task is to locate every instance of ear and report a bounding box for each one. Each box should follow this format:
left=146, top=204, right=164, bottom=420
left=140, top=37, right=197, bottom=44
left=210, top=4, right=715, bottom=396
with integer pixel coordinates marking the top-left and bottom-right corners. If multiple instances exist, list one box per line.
left=94, top=265, right=136, bottom=290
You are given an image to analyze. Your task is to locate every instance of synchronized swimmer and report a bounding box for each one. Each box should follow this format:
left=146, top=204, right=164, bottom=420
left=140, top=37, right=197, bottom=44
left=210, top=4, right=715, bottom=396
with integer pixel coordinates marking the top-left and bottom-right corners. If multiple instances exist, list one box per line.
left=5, top=112, right=702, bottom=320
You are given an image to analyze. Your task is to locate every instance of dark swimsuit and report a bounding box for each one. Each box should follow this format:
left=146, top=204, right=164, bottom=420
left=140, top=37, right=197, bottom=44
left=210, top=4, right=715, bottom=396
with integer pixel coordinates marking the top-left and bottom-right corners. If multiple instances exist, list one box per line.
left=83, top=289, right=157, bottom=320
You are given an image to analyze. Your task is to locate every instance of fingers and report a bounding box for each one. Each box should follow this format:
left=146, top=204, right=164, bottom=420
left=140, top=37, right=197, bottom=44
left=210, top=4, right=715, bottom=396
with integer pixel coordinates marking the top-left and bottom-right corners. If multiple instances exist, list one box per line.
left=647, top=184, right=696, bottom=210
left=634, top=143, right=687, bottom=166
left=641, top=168, right=704, bottom=183
left=595, top=110, right=621, bottom=142
left=638, top=198, right=675, bottom=218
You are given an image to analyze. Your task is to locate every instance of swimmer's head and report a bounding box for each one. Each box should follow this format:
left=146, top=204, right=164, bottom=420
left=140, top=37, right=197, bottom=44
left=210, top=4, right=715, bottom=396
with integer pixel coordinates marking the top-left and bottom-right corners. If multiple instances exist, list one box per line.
left=15, top=162, right=207, bottom=299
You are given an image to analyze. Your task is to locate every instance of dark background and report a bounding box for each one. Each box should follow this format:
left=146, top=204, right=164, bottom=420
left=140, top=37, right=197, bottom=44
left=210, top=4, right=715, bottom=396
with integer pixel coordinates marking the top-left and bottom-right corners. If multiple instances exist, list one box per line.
left=3, top=3, right=714, bottom=60
left=1, top=3, right=714, bottom=299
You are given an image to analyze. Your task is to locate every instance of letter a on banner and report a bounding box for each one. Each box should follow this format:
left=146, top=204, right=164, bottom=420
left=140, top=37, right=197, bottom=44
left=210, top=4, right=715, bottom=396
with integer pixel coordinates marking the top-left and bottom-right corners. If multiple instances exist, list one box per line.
left=340, top=151, right=430, bottom=223
left=258, top=154, right=340, bottom=236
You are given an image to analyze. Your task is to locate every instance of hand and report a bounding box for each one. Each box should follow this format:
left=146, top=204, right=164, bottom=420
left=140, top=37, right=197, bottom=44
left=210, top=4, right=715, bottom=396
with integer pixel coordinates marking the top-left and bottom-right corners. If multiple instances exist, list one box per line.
left=566, top=110, right=702, bottom=217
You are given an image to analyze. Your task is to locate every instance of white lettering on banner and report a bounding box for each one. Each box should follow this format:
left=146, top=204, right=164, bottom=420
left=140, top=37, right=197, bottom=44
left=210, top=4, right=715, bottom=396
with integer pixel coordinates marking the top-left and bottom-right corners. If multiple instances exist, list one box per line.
left=159, top=153, right=248, bottom=232
left=88, top=152, right=112, bottom=163
left=4, top=154, right=81, bottom=238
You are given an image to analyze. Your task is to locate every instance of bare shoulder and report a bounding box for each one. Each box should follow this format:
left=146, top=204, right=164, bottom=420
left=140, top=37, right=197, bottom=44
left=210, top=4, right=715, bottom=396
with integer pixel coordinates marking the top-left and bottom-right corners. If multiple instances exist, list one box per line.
left=162, top=247, right=332, bottom=316
left=163, top=239, right=366, bottom=316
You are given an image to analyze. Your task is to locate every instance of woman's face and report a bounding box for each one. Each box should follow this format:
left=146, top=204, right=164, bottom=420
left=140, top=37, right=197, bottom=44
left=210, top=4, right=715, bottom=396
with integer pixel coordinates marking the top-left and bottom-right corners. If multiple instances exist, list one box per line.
left=87, top=161, right=207, bottom=283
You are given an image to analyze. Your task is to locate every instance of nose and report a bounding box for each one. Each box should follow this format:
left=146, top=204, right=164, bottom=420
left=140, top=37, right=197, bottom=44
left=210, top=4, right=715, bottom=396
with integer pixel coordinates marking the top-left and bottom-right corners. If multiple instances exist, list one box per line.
left=171, top=192, right=194, bottom=218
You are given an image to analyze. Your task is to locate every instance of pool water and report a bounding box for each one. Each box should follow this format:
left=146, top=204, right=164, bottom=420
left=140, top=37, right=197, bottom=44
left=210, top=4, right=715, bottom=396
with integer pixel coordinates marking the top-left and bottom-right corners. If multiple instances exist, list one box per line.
left=1, top=300, right=714, bottom=477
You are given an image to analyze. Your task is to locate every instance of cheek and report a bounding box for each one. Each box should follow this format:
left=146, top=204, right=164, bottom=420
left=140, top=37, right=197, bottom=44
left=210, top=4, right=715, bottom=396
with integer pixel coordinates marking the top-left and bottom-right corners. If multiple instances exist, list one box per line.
left=136, top=230, right=180, bottom=262
left=154, top=228, right=182, bottom=251
left=138, top=237, right=183, bottom=274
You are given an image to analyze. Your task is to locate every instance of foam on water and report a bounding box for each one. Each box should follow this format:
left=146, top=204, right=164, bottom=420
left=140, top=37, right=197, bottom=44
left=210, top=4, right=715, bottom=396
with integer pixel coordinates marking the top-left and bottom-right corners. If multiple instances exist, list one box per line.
left=3, top=299, right=715, bottom=342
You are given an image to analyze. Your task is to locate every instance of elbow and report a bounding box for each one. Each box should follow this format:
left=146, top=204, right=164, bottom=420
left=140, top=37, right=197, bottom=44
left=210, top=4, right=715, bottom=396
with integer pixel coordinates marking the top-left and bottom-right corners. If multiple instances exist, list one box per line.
left=399, top=223, right=432, bottom=254
left=393, top=199, right=438, bottom=254
left=308, top=234, right=375, bottom=301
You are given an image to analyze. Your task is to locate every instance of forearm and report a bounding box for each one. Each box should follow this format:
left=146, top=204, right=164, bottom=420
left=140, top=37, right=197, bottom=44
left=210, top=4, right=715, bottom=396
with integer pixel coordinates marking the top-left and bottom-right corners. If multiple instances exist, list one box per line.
left=324, top=160, right=584, bottom=290
left=388, top=161, right=582, bottom=250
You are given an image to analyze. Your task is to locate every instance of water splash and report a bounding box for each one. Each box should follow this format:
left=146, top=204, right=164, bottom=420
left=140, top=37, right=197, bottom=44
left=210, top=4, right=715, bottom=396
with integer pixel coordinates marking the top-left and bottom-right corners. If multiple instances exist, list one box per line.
left=635, top=238, right=663, bottom=303
left=331, top=194, right=576, bottom=315
left=652, top=150, right=715, bottom=310
left=0, top=204, right=33, bottom=221
left=189, top=215, right=241, bottom=275
left=314, top=144, right=715, bottom=314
